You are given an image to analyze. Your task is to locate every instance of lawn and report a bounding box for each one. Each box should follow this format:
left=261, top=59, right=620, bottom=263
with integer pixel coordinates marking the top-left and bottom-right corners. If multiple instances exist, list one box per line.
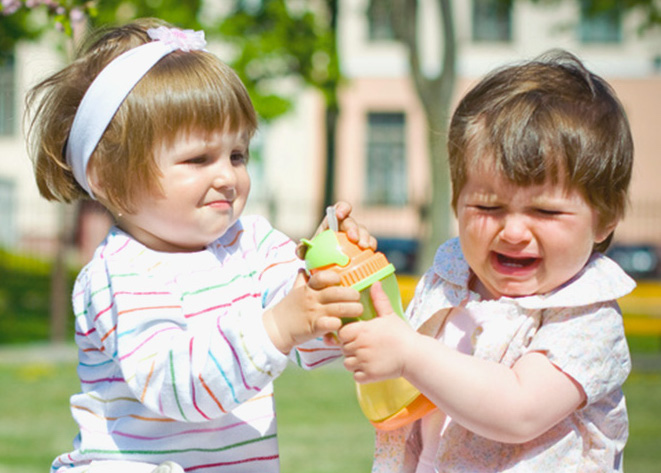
left=0, top=352, right=659, bottom=473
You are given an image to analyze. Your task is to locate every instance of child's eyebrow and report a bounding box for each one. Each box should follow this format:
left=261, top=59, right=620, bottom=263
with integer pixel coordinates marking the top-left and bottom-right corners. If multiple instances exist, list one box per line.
left=468, top=191, right=499, bottom=204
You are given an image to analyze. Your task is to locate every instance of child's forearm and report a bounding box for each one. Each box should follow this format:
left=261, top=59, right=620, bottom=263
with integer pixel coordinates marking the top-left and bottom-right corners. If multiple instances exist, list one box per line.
left=401, top=336, right=585, bottom=443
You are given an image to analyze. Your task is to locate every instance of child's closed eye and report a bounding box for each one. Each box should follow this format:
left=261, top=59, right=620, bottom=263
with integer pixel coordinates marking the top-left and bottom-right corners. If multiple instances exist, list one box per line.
left=535, top=208, right=563, bottom=216
left=231, top=151, right=249, bottom=165
left=183, top=154, right=210, bottom=165
left=475, top=205, right=501, bottom=212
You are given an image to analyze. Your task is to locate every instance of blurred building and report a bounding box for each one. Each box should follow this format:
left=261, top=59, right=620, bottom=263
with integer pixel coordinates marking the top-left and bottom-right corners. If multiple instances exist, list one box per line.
left=1, top=0, right=660, bottom=273
left=329, top=0, right=661, bottom=272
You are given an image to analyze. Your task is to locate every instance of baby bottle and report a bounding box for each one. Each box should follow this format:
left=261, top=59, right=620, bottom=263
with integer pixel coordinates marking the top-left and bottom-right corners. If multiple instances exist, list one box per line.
left=301, top=209, right=435, bottom=431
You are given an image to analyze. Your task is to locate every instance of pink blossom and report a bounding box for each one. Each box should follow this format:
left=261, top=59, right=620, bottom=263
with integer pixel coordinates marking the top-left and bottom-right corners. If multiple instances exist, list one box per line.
left=147, top=26, right=206, bottom=52
left=1, top=0, right=22, bottom=15
left=69, top=7, right=84, bottom=24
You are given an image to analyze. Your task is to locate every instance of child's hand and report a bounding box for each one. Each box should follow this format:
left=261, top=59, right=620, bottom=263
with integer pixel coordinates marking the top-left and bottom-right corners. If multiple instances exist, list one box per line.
left=263, top=270, right=363, bottom=354
left=297, top=201, right=377, bottom=259
left=338, top=282, right=416, bottom=383
left=333, top=201, right=377, bottom=250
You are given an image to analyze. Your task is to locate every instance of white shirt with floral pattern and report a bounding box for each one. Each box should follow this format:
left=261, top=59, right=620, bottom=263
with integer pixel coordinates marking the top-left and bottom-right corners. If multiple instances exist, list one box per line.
left=372, top=238, right=635, bottom=473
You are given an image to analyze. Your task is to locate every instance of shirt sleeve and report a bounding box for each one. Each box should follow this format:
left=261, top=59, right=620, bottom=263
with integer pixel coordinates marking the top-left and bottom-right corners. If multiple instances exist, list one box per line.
left=238, top=216, right=342, bottom=370
left=527, top=302, right=631, bottom=404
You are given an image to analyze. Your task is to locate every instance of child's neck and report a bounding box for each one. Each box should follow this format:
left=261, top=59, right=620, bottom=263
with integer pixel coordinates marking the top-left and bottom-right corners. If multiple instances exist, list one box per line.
left=469, top=273, right=494, bottom=300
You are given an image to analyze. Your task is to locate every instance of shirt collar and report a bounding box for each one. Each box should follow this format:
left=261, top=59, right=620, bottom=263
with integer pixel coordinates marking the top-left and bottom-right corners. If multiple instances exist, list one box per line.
left=432, top=238, right=636, bottom=310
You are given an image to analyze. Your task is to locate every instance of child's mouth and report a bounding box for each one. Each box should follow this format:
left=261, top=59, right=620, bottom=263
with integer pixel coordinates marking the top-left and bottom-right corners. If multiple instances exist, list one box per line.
left=497, top=254, right=537, bottom=266
left=494, top=253, right=540, bottom=271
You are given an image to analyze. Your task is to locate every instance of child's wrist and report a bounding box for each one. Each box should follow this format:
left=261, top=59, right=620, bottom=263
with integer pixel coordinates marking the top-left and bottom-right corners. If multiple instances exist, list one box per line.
left=262, top=309, right=294, bottom=354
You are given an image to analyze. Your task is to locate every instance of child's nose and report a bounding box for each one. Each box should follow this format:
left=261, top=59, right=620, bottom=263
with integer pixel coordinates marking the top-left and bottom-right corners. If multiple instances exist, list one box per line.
left=212, top=161, right=236, bottom=188
left=499, top=214, right=532, bottom=243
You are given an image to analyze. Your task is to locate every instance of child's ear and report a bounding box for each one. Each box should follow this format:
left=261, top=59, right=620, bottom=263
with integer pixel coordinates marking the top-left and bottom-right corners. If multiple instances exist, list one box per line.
left=86, top=164, right=106, bottom=200
left=595, top=219, right=618, bottom=244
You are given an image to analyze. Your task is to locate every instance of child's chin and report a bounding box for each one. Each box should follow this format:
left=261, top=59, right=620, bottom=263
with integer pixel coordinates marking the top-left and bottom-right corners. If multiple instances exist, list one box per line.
left=494, top=283, right=538, bottom=299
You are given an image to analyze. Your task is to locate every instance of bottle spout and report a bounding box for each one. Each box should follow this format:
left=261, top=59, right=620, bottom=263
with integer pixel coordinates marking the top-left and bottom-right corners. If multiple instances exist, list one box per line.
left=301, top=230, right=350, bottom=272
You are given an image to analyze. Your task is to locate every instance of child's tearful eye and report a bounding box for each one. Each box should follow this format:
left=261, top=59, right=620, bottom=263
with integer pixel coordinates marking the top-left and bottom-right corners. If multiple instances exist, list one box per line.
left=476, top=205, right=500, bottom=212
left=536, top=208, right=562, bottom=216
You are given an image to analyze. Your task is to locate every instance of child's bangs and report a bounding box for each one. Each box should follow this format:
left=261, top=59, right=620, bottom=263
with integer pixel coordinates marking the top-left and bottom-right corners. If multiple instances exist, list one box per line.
left=474, top=97, right=569, bottom=187
left=135, top=51, right=257, bottom=147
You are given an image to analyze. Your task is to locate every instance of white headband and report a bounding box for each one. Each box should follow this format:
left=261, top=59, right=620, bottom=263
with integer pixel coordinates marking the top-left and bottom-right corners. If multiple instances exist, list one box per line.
left=65, top=26, right=207, bottom=198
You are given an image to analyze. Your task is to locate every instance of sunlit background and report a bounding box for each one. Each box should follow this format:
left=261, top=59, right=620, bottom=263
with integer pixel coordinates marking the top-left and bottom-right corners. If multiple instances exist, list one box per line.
left=1, top=1, right=660, bottom=472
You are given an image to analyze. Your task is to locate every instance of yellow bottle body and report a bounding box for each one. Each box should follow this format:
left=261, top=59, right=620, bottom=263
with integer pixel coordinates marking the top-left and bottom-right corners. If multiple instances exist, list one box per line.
left=354, top=274, right=432, bottom=429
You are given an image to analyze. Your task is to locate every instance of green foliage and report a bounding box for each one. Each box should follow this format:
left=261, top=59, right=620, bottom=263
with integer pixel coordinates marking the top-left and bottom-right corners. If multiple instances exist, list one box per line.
left=91, top=0, right=202, bottom=30
left=217, top=0, right=340, bottom=121
left=0, top=0, right=203, bottom=56
left=0, top=5, right=40, bottom=61
left=0, top=0, right=96, bottom=39
left=1, top=0, right=335, bottom=122
left=0, top=250, right=76, bottom=344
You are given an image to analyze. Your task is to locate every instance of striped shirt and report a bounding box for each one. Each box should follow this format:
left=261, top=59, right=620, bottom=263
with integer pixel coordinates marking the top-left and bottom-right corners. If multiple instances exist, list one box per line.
left=52, top=216, right=340, bottom=473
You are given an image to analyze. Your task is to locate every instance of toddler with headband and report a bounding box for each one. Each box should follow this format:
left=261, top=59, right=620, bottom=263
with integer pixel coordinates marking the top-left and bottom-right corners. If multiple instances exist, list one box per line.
left=27, top=18, right=371, bottom=473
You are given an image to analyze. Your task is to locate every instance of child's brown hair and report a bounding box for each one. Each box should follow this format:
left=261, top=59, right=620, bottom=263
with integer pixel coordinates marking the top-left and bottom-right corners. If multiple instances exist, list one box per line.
left=448, top=50, right=633, bottom=252
left=27, top=18, right=257, bottom=214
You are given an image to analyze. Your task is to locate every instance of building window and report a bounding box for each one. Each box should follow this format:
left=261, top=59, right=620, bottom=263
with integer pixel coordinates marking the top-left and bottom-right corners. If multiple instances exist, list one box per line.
left=0, top=178, right=15, bottom=248
left=0, top=54, right=16, bottom=137
left=579, top=1, right=622, bottom=43
left=365, top=112, right=407, bottom=206
left=367, top=0, right=395, bottom=41
left=472, top=0, right=512, bottom=43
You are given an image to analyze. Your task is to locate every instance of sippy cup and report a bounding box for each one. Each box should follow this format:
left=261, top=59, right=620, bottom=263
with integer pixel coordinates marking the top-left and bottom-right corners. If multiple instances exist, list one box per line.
left=300, top=209, right=435, bottom=431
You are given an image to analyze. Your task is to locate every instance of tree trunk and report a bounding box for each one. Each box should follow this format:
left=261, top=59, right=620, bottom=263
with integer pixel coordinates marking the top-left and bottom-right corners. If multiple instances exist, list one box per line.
left=322, top=0, right=340, bottom=216
left=322, top=105, right=338, bottom=212
left=49, top=203, right=74, bottom=344
left=391, top=0, right=457, bottom=273
left=419, top=115, right=453, bottom=269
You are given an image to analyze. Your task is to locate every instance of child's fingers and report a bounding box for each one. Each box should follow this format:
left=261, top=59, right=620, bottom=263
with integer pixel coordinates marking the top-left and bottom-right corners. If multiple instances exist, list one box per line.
left=353, top=371, right=370, bottom=384
left=332, top=201, right=353, bottom=221
left=343, top=221, right=377, bottom=250
left=307, top=269, right=342, bottom=289
left=323, top=300, right=363, bottom=320
left=315, top=316, right=343, bottom=334
left=316, top=291, right=362, bottom=317
left=357, top=226, right=377, bottom=250
left=343, top=355, right=357, bottom=372
left=337, top=320, right=361, bottom=344
left=323, top=332, right=340, bottom=346
left=333, top=201, right=377, bottom=250
left=369, top=281, right=396, bottom=318
left=298, top=202, right=353, bottom=259
left=343, top=354, right=370, bottom=383
left=292, top=270, right=308, bottom=288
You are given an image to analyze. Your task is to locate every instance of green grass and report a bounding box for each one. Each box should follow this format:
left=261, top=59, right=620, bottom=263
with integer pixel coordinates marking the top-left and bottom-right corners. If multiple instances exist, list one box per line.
left=622, top=371, right=661, bottom=472
left=0, top=361, right=80, bottom=472
left=0, top=359, right=373, bottom=473
left=0, top=356, right=659, bottom=473
left=274, top=366, right=374, bottom=473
